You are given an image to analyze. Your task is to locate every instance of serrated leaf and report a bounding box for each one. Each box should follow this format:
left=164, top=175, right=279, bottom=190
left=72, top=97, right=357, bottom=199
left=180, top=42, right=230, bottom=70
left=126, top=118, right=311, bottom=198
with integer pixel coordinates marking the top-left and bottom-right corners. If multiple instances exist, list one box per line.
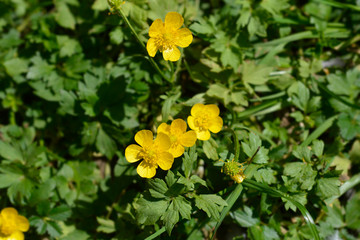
left=242, top=61, right=272, bottom=85
left=148, top=178, right=168, bottom=199
left=195, top=194, right=227, bottom=220
left=173, top=196, right=191, bottom=220
left=135, top=197, right=168, bottom=225
left=49, top=205, right=72, bottom=221
left=312, top=140, right=324, bottom=157
left=254, top=168, right=276, bottom=184
left=203, top=139, right=219, bottom=160
left=47, top=221, right=62, bottom=238
left=162, top=201, right=179, bottom=235
left=0, top=141, right=23, bottom=161
left=316, top=178, right=340, bottom=199
left=230, top=206, right=259, bottom=227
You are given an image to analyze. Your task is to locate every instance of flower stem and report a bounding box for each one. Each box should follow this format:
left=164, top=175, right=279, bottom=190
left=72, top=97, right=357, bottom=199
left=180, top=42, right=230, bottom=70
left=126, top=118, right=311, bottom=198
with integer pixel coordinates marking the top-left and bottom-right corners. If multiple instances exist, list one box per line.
left=116, top=8, right=171, bottom=82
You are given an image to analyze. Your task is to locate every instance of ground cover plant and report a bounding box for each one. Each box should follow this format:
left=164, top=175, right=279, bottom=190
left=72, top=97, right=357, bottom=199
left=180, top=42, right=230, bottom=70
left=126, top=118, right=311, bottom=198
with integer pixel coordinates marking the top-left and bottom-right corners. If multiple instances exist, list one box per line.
left=0, top=0, right=360, bottom=239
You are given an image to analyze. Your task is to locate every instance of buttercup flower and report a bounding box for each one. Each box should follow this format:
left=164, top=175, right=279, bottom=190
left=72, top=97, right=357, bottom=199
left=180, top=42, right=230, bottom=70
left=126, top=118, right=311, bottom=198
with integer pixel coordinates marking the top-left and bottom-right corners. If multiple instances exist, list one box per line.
left=146, top=12, right=193, bottom=61
left=125, top=130, right=174, bottom=178
left=187, top=103, right=223, bottom=141
left=0, top=207, right=29, bottom=240
left=157, top=119, right=197, bottom=158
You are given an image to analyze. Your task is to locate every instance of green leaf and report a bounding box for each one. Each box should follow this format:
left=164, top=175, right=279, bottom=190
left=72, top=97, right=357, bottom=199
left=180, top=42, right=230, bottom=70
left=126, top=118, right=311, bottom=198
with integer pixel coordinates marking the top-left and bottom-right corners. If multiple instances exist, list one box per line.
left=293, top=146, right=312, bottom=162
left=282, top=192, right=307, bottom=212
left=231, top=206, right=259, bottom=227
left=183, top=146, right=197, bottom=178
left=92, top=0, right=108, bottom=10
left=337, top=112, right=360, bottom=140
left=254, top=168, right=276, bottom=184
left=57, top=35, right=81, bottom=57
left=195, top=194, right=227, bottom=220
left=95, top=127, right=117, bottom=159
left=0, top=141, right=23, bottom=161
left=46, top=221, right=62, bottom=238
left=312, top=140, right=324, bottom=157
left=49, top=205, right=72, bottom=221
left=3, top=58, right=28, bottom=77
left=26, top=55, right=55, bottom=80
left=55, top=2, right=76, bottom=29
left=173, top=196, right=191, bottom=220
left=242, top=61, right=272, bottom=85
left=135, top=197, right=168, bottom=225
left=96, top=217, right=116, bottom=233
left=283, top=162, right=317, bottom=191
left=0, top=172, right=22, bottom=188
left=316, top=178, right=340, bottom=199
left=220, top=47, right=240, bottom=70
left=203, top=139, right=219, bottom=160
left=148, top=178, right=168, bottom=199
left=109, top=27, right=124, bottom=45
left=345, top=196, right=360, bottom=229
left=162, top=201, right=179, bottom=235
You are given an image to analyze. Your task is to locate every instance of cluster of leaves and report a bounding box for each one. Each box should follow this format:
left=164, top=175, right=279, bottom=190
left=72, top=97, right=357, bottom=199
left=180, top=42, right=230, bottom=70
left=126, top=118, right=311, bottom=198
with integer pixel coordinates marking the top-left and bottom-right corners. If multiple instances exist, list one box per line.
left=1, top=0, right=360, bottom=239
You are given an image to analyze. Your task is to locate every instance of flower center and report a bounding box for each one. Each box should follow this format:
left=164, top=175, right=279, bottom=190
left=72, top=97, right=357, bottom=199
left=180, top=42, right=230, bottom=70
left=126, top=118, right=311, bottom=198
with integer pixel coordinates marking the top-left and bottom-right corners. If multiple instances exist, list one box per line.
left=140, top=148, right=158, bottom=165
left=194, top=114, right=210, bottom=131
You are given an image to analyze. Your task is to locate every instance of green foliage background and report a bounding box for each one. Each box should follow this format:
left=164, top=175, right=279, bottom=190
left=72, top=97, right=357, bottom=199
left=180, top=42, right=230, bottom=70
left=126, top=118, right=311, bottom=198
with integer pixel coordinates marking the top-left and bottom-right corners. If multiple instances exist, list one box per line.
left=1, top=0, right=360, bottom=239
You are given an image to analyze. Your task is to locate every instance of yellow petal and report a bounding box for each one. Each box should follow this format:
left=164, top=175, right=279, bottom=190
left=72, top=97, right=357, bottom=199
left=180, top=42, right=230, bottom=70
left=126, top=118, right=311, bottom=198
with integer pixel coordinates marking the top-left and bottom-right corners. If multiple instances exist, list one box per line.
left=1, top=208, right=18, bottom=218
left=169, top=144, right=185, bottom=158
left=196, top=130, right=211, bottom=141
left=187, top=116, right=196, bottom=131
left=179, top=130, right=197, bottom=147
left=174, top=28, right=193, bottom=48
left=16, top=216, right=29, bottom=232
left=157, top=152, right=174, bottom=170
left=134, top=130, right=153, bottom=148
left=191, top=103, right=205, bottom=117
left=157, top=123, right=171, bottom=135
left=137, top=161, right=157, bottom=178
left=125, top=144, right=143, bottom=163
left=170, top=119, right=187, bottom=134
left=209, top=116, right=223, bottom=133
left=154, top=133, right=171, bottom=152
left=162, top=46, right=181, bottom=61
left=7, top=231, right=24, bottom=240
left=149, top=19, right=164, bottom=38
left=165, top=12, right=184, bottom=30
left=146, top=38, right=159, bottom=57
left=205, top=104, right=220, bottom=117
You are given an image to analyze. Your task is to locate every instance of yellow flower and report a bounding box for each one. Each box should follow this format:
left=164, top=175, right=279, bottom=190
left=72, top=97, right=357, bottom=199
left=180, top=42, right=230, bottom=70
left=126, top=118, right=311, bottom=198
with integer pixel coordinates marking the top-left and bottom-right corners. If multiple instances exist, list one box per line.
left=187, top=103, right=223, bottom=141
left=157, top=119, right=197, bottom=158
left=0, top=208, right=29, bottom=240
left=146, top=12, right=193, bottom=62
left=125, top=130, right=174, bottom=178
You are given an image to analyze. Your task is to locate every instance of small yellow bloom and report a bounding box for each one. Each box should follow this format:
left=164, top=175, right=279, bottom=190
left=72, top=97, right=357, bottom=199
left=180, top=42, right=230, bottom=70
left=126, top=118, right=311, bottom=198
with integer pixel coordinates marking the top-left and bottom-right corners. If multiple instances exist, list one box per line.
left=0, top=208, right=29, bottom=240
left=221, top=159, right=246, bottom=184
left=146, top=12, right=193, bottom=61
left=157, top=119, right=197, bottom=158
left=187, top=103, right=223, bottom=141
left=125, top=130, right=174, bottom=178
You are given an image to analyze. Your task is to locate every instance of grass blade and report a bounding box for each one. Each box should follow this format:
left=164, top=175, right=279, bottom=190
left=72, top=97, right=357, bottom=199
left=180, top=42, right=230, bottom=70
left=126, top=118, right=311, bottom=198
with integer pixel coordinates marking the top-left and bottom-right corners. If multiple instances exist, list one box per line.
left=313, top=0, right=360, bottom=11
left=144, top=227, right=166, bottom=240
left=211, top=184, right=243, bottom=240
left=242, top=179, right=321, bottom=240
left=300, top=115, right=338, bottom=147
